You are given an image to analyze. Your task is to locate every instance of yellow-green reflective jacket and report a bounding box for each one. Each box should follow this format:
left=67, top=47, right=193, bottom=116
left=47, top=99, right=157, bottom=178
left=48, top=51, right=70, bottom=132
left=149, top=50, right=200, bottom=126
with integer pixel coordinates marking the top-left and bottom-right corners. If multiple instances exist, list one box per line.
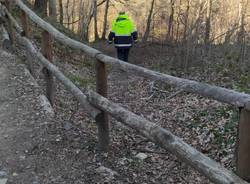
left=108, top=14, right=138, bottom=48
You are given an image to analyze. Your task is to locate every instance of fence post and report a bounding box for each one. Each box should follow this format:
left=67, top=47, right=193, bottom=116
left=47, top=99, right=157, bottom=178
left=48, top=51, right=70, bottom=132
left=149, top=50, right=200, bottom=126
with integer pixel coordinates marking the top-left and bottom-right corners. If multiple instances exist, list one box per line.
left=4, top=0, right=14, bottom=44
left=20, top=11, right=29, bottom=37
left=20, top=10, right=35, bottom=76
left=42, top=31, right=54, bottom=105
left=95, top=59, right=109, bottom=152
left=237, top=108, right=250, bottom=181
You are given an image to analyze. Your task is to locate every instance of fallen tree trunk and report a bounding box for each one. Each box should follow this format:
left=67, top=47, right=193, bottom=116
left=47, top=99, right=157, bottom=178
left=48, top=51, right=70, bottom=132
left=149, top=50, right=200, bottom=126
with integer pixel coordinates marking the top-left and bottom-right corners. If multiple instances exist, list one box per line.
left=87, top=91, right=248, bottom=184
left=15, top=33, right=101, bottom=119
left=13, top=0, right=250, bottom=110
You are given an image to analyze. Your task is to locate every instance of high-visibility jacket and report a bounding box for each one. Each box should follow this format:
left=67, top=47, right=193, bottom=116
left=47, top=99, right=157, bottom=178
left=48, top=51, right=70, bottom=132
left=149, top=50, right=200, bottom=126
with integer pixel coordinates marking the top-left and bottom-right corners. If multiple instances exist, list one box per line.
left=108, top=14, right=138, bottom=48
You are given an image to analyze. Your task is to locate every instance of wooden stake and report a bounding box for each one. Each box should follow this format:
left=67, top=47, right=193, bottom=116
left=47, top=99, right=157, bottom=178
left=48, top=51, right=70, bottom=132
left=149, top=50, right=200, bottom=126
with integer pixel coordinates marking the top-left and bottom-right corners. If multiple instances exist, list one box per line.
left=95, top=59, right=109, bottom=152
left=20, top=10, right=29, bottom=37
left=42, top=31, right=54, bottom=105
left=237, top=108, right=250, bottom=181
left=20, top=10, right=35, bottom=76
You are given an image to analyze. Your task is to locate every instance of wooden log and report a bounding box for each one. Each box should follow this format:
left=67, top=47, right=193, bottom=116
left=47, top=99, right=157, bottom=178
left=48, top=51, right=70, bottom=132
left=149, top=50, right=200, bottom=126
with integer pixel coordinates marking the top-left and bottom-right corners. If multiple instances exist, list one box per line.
left=42, top=30, right=54, bottom=105
left=237, top=108, right=250, bottom=181
left=86, top=90, right=248, bottom=184
left=14, top=0, right=250, bottom=110
left=0, top=24, right=11, bottom=49
left=96, top=59, right=109, bottom=151
left=15, top=34, right=101, bottom=119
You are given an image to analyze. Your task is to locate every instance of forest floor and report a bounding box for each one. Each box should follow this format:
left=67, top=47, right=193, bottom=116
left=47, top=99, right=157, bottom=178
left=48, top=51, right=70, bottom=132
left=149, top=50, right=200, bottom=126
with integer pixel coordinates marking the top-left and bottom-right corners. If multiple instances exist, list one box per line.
left=26, top=38, right=245, bottom=183
left=0, top=36, right=246, bottom=184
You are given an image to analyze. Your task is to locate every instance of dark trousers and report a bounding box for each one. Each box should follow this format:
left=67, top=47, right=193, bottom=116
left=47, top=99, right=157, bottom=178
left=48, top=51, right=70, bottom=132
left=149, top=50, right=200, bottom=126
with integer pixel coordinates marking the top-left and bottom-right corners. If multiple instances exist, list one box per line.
left=117, top=47, right=130, bottom=62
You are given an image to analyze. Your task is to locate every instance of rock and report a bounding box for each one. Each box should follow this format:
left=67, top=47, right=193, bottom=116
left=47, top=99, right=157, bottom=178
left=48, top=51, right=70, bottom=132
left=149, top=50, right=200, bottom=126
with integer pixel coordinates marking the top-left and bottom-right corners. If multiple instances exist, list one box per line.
left=0, top=179, right=7, bottom=184
left=96, top=166, right=119, bottom=182
left=135, top=153, right=148, bottom=160
left=39, top=95, right=55, bottom=118
left=12, top=172, right=18, bottom=177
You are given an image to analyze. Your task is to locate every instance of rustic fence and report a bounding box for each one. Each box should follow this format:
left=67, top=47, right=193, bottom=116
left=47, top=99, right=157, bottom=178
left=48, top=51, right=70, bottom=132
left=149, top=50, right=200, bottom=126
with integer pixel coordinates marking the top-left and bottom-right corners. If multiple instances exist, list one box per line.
left=1, top=0, right=250, bottom=183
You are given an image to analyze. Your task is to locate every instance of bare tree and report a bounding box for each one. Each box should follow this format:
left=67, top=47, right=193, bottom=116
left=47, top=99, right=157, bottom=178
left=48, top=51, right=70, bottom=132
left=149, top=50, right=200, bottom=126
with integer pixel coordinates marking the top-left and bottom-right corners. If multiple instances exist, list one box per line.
left=49, top=0, right=56, bottom=20
left=58, top=0, right=63, bottom=24
left=204, top=0, right=212, bottom=47
left=78, top=0, right=94, bottom=41
left=101, top=0, right=110, bottom=40
left=142, top=0, right=155, bottom=43
left=237, top=0, right=248, bottom=64
left=71, top=0, right=76, bottom=31
left=237, top=0, right=245, bottom=44
left=66, top=0, right=70, bottom=28
left=34, top=0, right=48, bottom=16
left=183, top=0, right=190, bottom=42
left=93, top=0, right=100, bottom=40
left=167, top=0, right=175, bottom=43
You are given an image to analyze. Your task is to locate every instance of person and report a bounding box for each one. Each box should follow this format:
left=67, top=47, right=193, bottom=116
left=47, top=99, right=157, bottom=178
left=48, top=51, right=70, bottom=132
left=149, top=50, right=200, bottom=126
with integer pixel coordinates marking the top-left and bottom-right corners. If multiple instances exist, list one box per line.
left=108, top=11, right=138, bottom=62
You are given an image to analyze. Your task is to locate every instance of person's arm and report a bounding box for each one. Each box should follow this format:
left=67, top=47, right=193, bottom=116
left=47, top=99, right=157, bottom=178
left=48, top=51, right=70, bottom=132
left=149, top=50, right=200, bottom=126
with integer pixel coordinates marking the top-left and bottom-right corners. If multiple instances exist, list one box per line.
left=130, top=20, right=138, bottom=43
left=132, top=31, right=138, bottom=43
left=108, top=20, right=116, bottom=44
left=108, top=32, right=115, bottom=44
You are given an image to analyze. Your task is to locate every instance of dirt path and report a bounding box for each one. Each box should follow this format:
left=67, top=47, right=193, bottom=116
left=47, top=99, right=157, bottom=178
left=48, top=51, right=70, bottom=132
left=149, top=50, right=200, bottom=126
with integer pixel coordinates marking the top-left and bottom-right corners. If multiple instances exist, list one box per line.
left=0, top=50, right=52, bottom=184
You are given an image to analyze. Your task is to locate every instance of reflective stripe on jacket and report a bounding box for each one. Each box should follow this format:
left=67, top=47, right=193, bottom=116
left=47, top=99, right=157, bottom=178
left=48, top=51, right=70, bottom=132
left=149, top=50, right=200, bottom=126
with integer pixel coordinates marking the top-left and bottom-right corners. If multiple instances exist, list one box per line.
left=108, top=14, right=138, bottom=48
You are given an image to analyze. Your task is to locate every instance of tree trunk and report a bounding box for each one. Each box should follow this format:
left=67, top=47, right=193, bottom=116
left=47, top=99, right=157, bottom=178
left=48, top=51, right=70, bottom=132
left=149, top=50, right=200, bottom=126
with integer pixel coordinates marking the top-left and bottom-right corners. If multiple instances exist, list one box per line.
left=34, top=0, right=48, bottom=16
left=66, top=0, right=70, bottom=28
left=142, top=0, right=155, bottom=43
left=237, top=0, right=248, bottom=64
left=78, top=0, right=93, bottom=41
left=183, top=0, right=190, bottom=42
left=237, top=0, right=244, bottom=44
left=93, top=0, right=99, bottom=40
left=78, top=0, right=84, bottom=36
left=183, top=0, right=191, bottom=72
left=167, top=0, right=175, bottom=43
left=204, top=0, right=212, bottom=46
left=175, top=0, right=182, bottom=42
left=101, top=0, right=110, bottom=40
left=71, top=0, right=76, bottom=31
left=58, top=0, right=63, bottom=24
left=49, top=0, right=56, bottom=20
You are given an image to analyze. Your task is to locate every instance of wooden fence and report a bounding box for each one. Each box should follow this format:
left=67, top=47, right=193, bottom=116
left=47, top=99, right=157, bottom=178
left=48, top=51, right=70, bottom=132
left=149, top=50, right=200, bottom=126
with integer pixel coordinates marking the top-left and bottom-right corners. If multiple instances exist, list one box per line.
left=1, top=0, right=250, bottom=183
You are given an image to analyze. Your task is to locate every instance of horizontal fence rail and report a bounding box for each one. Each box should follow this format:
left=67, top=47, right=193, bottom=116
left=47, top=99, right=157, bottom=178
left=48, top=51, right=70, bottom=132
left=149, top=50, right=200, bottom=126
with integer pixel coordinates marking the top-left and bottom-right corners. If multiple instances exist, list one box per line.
left=1, top=0, right=250, bottom=183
